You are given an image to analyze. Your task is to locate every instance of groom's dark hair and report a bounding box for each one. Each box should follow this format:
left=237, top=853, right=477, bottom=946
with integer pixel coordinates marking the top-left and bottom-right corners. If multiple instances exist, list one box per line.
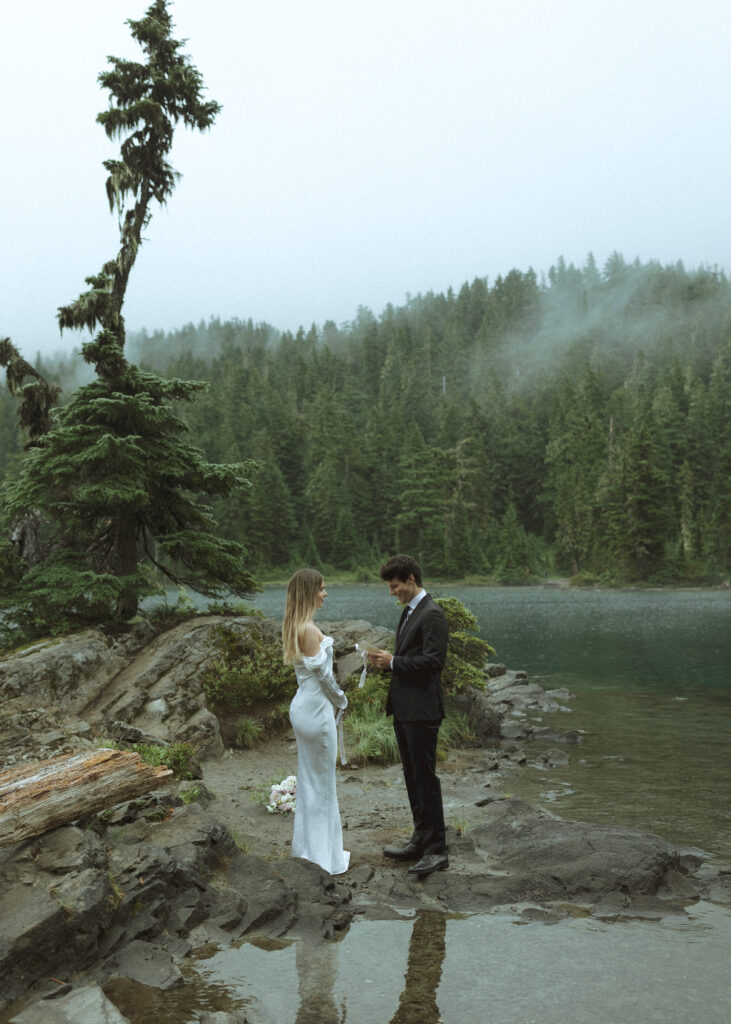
left=380, top=554, right=422, bottom=585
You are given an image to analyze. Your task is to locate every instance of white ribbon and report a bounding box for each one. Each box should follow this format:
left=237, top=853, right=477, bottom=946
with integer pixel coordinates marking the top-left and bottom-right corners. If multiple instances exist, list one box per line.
left=335, top=707, right=348, bottom=766
left=353, top=644, right=369, bottom=689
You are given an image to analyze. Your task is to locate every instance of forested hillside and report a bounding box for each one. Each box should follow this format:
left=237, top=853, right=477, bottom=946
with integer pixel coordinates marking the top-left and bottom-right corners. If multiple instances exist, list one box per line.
left=4, top=254, right=730, bottom=583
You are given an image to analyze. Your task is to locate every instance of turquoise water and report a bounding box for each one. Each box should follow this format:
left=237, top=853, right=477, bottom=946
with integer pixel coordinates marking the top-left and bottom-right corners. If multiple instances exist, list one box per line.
left=247, top=583, right=731, bottom=693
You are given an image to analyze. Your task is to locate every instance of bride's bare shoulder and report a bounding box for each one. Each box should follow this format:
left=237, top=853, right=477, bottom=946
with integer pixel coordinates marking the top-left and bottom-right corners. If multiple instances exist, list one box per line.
left=299, top=621, right=324, bottom=657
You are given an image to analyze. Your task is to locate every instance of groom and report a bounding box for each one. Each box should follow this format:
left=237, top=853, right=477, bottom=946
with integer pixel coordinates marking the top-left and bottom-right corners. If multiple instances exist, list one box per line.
left=368, top=554, right=449, bottom=878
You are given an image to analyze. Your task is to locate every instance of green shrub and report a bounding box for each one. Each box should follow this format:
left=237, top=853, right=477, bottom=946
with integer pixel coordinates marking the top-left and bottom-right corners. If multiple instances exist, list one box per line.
left=345, top=673, right=389, bottom=716
left=132, top=741, right=198, bottom=780
left=438, top=711, right=476, bottom=757
left=143, top=588, right=197, bottom=628
left=95, top=737, right=198, bottom=780
left=344, top=705, right=477, bottom=765
left=202, top=625, right=296, bottom=711
left=235, top=716, right=265, bottom=749
left=261, top=701, right=292, bottom=733
left=435, top=596, right=496, bottom=693
left=206, top=599, right=264, bottom=617
left=344, top=704, right=400, bottom=765
left=569, top=571, right=602, bottom=587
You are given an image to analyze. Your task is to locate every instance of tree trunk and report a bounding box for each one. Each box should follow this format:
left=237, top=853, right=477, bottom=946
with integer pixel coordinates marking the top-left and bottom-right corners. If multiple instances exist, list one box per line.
left=0, top=749, right=173, bottom=848
left=114, top=516, right=140, bottom=619
left=9, top=510, right=48, bottom=566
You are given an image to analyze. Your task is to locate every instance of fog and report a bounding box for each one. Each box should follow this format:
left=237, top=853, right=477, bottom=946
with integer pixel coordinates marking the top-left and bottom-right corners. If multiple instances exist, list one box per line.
left=3, top=0, right=730, bottom=360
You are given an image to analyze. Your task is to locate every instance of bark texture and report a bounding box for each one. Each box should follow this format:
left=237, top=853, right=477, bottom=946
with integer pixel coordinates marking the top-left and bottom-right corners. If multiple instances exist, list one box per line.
left=0, top=748, right=172, bottom=847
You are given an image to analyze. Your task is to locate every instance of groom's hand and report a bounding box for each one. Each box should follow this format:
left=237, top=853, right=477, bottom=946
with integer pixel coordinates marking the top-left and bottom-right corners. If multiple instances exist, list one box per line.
left=368, top=649, right=392, bottom=671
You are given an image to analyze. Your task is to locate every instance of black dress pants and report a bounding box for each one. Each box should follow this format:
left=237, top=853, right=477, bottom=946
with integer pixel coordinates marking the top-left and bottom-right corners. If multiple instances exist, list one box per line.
left=393, top=716, right=446, bottom=856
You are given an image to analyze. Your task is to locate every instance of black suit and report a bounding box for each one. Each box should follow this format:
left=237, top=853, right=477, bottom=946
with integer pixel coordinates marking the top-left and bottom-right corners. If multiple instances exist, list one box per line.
left=387, top=593, right=448, bottom=856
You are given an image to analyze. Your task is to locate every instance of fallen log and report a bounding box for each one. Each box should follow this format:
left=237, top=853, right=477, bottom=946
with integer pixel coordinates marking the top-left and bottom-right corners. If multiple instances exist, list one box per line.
left=0, top=748, right=173, bottom=847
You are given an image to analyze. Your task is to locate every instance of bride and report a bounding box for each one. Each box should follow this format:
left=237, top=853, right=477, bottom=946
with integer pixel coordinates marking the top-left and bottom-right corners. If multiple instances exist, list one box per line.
left=282, top=568, right=349, bottom=875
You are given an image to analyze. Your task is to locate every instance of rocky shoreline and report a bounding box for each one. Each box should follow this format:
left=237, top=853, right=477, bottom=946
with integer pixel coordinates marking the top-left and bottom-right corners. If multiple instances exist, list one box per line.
left=1, top=616, right=729, bottom=1023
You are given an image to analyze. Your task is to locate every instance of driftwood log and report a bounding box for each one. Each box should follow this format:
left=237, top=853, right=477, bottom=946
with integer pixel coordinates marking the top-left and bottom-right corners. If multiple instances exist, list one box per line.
left=0, top=749, right=173, bottom=847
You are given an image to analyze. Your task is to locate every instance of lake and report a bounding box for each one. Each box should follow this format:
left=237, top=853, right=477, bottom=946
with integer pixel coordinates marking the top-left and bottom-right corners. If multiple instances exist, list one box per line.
left=243, top=584, right=731, bottom=860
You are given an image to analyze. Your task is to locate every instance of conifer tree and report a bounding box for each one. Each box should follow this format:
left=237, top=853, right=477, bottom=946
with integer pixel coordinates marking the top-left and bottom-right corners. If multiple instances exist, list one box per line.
left=0, top=2, right=256, bottom=642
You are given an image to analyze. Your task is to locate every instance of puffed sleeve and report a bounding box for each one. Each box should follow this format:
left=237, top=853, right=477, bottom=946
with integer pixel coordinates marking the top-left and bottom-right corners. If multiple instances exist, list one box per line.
left=302, top=643, right=348, bottom=711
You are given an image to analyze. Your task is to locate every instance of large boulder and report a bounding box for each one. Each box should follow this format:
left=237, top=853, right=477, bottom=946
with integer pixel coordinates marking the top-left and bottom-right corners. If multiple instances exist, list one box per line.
left=0, top=627, right=151, bottom=712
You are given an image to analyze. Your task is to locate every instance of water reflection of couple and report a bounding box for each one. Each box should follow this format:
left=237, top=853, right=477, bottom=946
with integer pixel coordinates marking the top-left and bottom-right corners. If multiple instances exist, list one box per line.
left=282, top=554, right=449, bottom=879
left=293, top=911, right=447, bottom=1024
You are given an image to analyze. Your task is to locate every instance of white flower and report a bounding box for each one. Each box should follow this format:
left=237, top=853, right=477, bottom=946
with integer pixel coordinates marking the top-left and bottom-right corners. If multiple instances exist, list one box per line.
left=264, top=774, right=297, bottom=813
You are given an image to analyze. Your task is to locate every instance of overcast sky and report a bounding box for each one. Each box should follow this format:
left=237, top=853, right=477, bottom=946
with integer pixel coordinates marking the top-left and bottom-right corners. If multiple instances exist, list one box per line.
left=3, top=0, right=730, bottom=359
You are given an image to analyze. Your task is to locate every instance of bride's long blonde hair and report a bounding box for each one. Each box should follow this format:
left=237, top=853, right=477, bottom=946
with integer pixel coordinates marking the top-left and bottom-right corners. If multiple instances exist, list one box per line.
left=282, top=568, right=324, bottom=664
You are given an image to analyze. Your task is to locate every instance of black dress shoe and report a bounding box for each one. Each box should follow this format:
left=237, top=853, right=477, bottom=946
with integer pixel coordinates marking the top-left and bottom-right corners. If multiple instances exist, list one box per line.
left=382, top=841, right=422, bottom=861
left=407, top=853, right=449, bottom=876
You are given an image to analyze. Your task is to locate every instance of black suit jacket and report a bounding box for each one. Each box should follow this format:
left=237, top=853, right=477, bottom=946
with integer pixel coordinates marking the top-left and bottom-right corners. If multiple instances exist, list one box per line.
left=387, top=593, right=448, bottom=721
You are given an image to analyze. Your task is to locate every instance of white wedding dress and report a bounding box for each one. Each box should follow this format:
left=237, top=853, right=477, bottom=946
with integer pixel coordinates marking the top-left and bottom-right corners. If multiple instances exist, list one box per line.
left=289, top=635, right=350, bottom=875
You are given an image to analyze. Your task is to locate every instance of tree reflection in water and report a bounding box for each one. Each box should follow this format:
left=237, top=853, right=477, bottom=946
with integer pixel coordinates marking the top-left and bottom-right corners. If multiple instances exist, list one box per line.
left=390, top=911, right=447, bottom=1024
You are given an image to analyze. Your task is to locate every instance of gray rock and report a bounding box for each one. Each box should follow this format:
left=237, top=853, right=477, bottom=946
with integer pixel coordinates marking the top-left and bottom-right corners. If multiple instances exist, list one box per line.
left=0, top=802, right=243, bottom=1007
left=334, top=650, right=368, bottom=684
left=0, top=867, right=112, bottom=1004
left=98, top=788, right=183, bottom=827
left=173, top=707, right=224, bottom=759
left=448, top=688, right=503, bottom=742
left=538, top=748, right=570, bottom=767
left=0, top=632, right=129, bottom=711
left=533, top=727, right=584, bottom=744
left=225, top=853, right=297, bottom=935
left=109, top=722, right=166, bottom=747
left=108, top=802, right=238, bottom=879
left=545, top=687, right=576, bottom=701
left=318, top=620, right=394, bottom=653
left=468, top=798, right=697, bottom=903
left=9, top=984, right=131, bottom=1023
left=107, top=940, right=183, bottom=990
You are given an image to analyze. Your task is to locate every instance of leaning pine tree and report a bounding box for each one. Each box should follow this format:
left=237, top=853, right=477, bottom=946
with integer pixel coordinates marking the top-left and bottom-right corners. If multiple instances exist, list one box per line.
left=0, top=1, right=257, bottom=643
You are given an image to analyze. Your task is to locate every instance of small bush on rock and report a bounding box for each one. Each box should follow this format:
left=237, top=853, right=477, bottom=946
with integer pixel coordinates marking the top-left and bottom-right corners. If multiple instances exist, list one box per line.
left=436, top=596, right=496, bottom=693
left=133, top=741, right=199, bottom=780
left=202, top=625, right=295, bottom=710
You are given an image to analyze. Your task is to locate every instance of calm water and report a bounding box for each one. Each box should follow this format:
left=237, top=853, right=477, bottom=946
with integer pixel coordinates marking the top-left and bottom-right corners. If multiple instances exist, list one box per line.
left=247, top=583, right=730, bottom=692
left=103, top=904, right=731, bottom=1024
left=244, top=584, right=731, bottom=859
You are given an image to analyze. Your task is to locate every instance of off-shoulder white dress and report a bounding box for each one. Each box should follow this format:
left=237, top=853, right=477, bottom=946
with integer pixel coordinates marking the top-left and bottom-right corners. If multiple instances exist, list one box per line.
left=289, top=635, right=350, bottom=875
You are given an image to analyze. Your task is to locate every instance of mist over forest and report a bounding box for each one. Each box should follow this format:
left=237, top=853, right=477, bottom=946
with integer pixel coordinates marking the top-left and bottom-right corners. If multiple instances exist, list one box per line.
left=3, top=252, right=730, bottom=584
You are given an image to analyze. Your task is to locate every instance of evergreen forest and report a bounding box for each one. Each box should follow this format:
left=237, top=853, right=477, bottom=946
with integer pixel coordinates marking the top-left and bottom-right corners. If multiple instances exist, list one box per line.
left=4, top=253, right=729, bottom=586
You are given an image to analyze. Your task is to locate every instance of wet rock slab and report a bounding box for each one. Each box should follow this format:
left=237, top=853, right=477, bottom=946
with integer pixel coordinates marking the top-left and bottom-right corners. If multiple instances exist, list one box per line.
left=351, top=797, right=709, bottom=918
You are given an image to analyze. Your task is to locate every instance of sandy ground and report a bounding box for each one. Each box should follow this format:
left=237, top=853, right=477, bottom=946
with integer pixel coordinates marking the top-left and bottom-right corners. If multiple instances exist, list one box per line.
left=198, top=730, right=507, bottom=870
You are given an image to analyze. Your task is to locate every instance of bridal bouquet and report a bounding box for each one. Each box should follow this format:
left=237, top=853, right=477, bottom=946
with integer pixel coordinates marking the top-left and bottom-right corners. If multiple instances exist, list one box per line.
left=266, top=774, right=297, bottom=814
